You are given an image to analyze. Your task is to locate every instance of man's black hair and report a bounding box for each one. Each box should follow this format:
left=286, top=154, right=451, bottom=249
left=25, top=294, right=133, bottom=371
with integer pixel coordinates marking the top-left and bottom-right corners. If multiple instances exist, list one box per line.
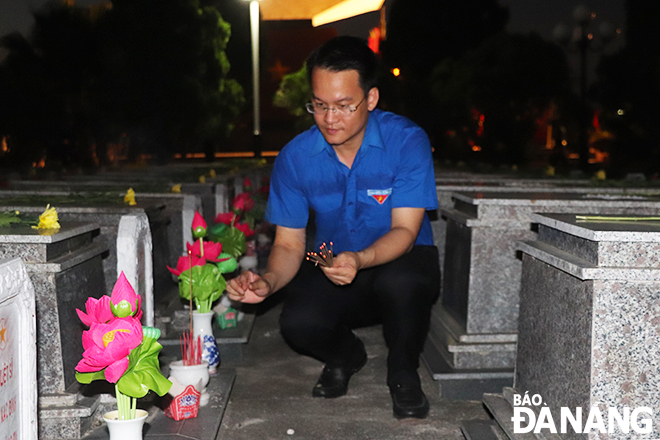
left=306, top=36, right=378, bottom=94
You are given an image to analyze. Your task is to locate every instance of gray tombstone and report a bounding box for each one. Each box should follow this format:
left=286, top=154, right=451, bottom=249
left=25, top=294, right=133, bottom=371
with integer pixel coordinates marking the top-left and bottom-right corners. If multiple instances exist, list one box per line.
left=0, top=258, right=38, bottom=439
left=116, top=213, right=154, bottom=326
left=483, top=213, right=660, bottom=439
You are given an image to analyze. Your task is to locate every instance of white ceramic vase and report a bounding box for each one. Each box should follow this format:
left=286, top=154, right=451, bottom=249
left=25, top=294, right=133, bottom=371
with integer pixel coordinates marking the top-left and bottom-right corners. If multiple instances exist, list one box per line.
left=192, top=311, right=219, bottom=373
left=169, top=360, right=210, bottom=406
left=104, top=409, right=148, bottom=440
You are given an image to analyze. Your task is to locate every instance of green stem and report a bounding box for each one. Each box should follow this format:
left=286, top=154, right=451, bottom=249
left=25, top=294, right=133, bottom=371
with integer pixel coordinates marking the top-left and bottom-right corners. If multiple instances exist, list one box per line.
left=115, top=385, right=135, bottom=420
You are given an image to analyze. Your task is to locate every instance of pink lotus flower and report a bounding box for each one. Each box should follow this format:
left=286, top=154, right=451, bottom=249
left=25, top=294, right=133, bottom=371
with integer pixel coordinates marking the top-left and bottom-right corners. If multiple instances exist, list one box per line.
left=232, top=193, right=255, bottom=212
left=235, top=221, right=255, bottom=237
left=215, top=212, right=236, bottom=226
left=186, top=240, right=229, bottom=263
left=243, top=177, right=252, bottom=191
left=76, top=296, right=113, bottom=327
left=110, top=272, right=143, bottom=321
left=75, top=317, right=143, bottom=383
left=191, top=211, right=207, bottom=238
left=167, top=254, right=206, bottom=277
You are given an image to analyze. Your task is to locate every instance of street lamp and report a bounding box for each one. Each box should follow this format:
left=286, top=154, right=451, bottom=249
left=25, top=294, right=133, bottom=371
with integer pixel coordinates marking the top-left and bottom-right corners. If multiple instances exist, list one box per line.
left=244, top=0, right=262, bottom=158
left=553, top=5, right=618, bottom=173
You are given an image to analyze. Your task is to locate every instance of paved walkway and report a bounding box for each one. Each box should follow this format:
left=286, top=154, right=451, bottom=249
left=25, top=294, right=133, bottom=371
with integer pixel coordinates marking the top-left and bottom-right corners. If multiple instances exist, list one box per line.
left=215, top=297, right=492, bottom=440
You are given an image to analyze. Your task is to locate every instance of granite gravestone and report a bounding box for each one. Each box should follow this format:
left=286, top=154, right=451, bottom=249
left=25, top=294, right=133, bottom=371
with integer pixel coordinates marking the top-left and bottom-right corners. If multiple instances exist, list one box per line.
left=0, top=258, right=38, bottom=440
left=482, top=213, right=660, bottom=440
left=116, top=213, right=154, bottom=326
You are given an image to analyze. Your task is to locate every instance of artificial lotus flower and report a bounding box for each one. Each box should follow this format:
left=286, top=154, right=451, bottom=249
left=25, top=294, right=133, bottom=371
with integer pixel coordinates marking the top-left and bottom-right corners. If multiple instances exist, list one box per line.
left=110, top=272, right=143, bottom=321
left=75, top=316, right=144, bottom=383
left=32, top=204, right=60, bottom=229
left=209, top=169, right=216, bottom=178
left=124, top=188, right=137, bottom=206
left=171, top=184, right=182, bottom=193
left=243, top=177, right=252, bottom=191
left=167, top=254, right=206, bottom=277
left=199, top=175, right=206, bottom=184
left=215, top=212, right=236, bottom=226
left=191, top=211, right=207, bottom=239
left=235, top=221, right=255, bottom=238
left=232, top=192, right=255, bottom=213
left=76, top=296, right=113, bottom=327
left=186, top=240, right=229, bottom=263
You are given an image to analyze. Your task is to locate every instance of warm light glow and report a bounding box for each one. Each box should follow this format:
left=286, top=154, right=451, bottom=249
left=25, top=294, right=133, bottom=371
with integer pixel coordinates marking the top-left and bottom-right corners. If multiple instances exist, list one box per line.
left=392, top=68, right=401, bottom=77
left=312, top=0, right=385, bottom=27
left=1, top=136, right=8, bottom=154
left=471, top=145, right=482, bottom=152
left=617, top=109, right=625, bottom=116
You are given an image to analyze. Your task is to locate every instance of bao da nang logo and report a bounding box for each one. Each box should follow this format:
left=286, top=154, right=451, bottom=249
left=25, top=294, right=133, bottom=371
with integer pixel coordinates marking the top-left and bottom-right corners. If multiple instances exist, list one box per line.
left=511, top=392, right=654, bottom=435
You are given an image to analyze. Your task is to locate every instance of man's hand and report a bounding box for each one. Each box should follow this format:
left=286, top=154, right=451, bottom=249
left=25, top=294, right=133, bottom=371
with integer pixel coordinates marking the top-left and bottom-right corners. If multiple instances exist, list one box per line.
left=321, top=251, right=361, bottom=285
left=226, top=271, right=272, bottom=304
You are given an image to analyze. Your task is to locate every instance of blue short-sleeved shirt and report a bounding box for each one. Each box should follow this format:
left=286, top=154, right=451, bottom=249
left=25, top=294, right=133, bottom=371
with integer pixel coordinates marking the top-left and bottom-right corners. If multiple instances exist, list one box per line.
left=265, top=109, right=438, bottom=254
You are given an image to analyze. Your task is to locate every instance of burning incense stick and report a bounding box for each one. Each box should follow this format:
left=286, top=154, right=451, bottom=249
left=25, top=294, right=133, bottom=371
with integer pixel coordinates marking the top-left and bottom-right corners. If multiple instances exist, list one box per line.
left=306, top=242, right=334, bottom=267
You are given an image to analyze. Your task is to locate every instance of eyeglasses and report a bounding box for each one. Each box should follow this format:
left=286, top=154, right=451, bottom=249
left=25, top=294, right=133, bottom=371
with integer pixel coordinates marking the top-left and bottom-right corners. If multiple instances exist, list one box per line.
left=305, top=96, right=366, bottom=116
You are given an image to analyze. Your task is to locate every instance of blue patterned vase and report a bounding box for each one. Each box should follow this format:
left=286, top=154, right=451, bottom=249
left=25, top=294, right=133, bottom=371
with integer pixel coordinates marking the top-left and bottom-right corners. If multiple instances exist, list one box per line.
left=192, top=311, right=220, bottom=374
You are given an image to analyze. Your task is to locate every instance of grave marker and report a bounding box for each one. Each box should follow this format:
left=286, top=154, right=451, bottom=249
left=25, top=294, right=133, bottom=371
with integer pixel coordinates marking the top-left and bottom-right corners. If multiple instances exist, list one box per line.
left=0, top=258, right=37, bottom=440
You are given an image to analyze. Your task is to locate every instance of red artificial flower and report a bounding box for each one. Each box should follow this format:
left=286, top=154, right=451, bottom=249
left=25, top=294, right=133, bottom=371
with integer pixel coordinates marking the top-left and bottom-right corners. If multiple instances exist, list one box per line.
left=235, top=221, right=255, bottom=237
left=186, top=240, right=229, bottom=263
left=243, top=177, right=252, bottom=191
left=232, top=193, right=255, bottom=213
left=191, top=211, right=207, bottom=238
left=167, top=254, right=207, bottom=277
left=215, top=212, right=236, bottom=226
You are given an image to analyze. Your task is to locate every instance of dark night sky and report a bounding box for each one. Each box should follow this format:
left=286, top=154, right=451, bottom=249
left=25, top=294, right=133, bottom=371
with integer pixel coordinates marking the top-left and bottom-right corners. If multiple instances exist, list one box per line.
left=1, top=0, right=626, bottom=40
left=0, top=0, right=627, bottom=69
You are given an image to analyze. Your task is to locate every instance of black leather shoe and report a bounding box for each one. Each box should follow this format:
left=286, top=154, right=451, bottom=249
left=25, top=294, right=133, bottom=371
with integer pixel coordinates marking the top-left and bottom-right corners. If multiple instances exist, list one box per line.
left=390, top=385, right=430, bottom=419
left=312, top=339, right=367, bottom=398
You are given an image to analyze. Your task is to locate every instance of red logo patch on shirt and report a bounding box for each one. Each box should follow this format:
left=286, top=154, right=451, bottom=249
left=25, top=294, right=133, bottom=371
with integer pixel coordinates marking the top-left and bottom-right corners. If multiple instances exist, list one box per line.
left=367, top=188, right=392, bottom=205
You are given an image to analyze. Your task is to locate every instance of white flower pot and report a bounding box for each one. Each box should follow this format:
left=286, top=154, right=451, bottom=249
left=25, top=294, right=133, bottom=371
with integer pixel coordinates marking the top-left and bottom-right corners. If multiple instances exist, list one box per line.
left=104, top=409, right=148, bottom=440
left=192, top=311, right=219, bottom=373
left=169, top=360, right=210, bottom=406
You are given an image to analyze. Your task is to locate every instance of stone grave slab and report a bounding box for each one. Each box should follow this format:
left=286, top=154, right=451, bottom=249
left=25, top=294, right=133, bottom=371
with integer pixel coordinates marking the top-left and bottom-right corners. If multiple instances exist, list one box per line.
left=426, top=191, right=660, bottom=399
left=485, top=213, right=660, bottom=439
left=0, top=223, right=108, bottom=438
left=116, top=213, right=154, bottom=326
left=0, top=258, right=38, bottom=440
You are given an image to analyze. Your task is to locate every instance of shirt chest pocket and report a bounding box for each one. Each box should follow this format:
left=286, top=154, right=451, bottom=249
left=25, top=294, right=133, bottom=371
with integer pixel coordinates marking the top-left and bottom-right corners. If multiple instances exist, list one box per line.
left=357, top=186, right=393, bottom=227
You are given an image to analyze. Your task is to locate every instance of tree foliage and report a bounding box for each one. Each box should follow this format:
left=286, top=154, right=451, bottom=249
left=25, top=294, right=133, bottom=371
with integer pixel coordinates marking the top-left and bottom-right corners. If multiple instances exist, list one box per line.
left=0, top=0, right=244, bottom=168
left=431, top=32, right=571, bottom=165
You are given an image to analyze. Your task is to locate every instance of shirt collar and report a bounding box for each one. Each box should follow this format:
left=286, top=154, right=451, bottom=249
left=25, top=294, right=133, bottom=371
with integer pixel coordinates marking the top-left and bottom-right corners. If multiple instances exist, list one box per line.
left=306, top=110, right=387, bottom=158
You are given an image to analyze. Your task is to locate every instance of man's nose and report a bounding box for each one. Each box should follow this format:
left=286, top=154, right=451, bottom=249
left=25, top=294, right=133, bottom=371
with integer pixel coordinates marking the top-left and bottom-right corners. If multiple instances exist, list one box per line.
left=324, top=109, right=339, bottom=124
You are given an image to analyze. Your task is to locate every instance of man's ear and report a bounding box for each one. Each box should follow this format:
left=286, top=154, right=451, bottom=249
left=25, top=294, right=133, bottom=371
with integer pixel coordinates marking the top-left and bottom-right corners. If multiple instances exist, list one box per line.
left=367, top=87, right=379, bottom=111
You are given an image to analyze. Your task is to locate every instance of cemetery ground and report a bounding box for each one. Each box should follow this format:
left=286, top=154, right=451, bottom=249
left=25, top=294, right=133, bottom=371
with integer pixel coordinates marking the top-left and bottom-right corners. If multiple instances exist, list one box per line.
left=3, top=162, right=660, bottom=439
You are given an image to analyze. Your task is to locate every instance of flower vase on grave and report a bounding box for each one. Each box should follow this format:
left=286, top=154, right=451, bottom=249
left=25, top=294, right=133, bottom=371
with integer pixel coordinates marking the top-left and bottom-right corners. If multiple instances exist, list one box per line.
left=192, top=311, right=219, bottom=373
left=103, top=409, right=149, bottom=440
left=168, top=360, right=210, bottom=407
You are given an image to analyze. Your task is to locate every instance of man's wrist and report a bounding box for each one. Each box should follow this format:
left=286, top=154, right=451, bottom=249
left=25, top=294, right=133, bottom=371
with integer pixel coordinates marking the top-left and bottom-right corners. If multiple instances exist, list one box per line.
left=261, top=272, right=276, bottom=295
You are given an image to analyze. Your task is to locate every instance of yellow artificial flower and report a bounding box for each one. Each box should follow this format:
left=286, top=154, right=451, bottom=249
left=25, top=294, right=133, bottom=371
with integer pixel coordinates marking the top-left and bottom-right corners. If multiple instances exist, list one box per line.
left=171, top=184, right=182, bottom=193
left=199, top=175, right=206, bottom=184
left=595, top=170, right=606, bottom=181
left=124, top=188, right=137, bottom=206
left=544, top=165, right=555, bottom=177
left=33, top=204, right=60, bottom=230
left=208, top=169, right=216, bottom=178
left=257, top=158, right=267, bottom=167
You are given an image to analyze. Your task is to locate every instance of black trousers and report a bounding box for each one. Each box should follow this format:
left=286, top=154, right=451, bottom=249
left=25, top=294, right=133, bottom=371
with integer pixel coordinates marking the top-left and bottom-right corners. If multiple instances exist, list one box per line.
left=279, top=245, right=440, bottom=388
